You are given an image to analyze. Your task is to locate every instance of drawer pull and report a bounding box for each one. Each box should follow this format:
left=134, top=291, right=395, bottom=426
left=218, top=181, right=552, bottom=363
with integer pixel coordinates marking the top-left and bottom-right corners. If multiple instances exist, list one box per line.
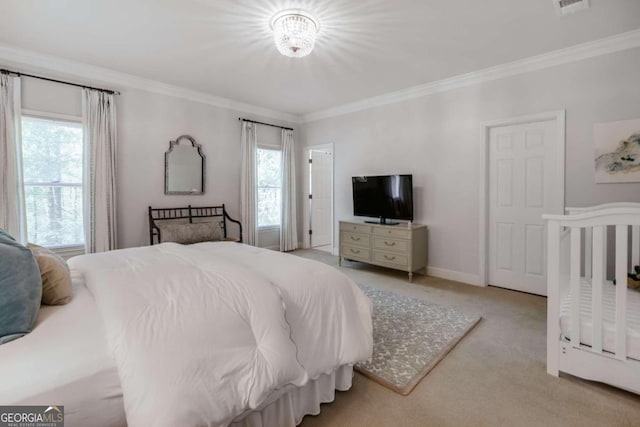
left=384, top=241, right=396, bottom=246
left=384, top=255, right=396, bottom=261
left=350, top=248, right=361, bottom=254
left=350, top=236, right=361, bottom=241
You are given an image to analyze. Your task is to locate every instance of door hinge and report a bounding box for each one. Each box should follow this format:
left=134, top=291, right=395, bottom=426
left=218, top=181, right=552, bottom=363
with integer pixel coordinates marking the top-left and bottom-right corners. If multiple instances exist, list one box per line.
left=309, top=230, right=312, bottom=235
left=308, top=158, right=312, bottom=164
left=308, top=194, right=312, bottom=199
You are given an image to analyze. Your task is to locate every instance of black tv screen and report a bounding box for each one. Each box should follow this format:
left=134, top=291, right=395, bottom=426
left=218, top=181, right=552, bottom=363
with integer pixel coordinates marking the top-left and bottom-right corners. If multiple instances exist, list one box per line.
left=352, top=175, right=413, bottom=222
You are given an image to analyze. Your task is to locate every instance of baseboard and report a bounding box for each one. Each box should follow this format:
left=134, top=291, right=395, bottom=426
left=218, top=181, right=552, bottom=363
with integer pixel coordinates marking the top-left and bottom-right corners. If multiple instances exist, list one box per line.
left=426, top=266, right=484, bottom=287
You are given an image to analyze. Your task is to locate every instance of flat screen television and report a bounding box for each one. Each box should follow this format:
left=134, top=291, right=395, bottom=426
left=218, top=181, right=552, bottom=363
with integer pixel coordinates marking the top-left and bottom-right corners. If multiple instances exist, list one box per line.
left=352, top=174, right=413, bottom=224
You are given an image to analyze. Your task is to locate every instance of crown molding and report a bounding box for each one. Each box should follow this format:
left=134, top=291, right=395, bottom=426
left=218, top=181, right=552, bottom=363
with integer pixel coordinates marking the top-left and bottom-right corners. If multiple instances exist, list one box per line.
left=302, top=29, right=640, bottom=123
left=3, top=28, right=639, bottom=125
left=0, top=44, right=301, bottom=124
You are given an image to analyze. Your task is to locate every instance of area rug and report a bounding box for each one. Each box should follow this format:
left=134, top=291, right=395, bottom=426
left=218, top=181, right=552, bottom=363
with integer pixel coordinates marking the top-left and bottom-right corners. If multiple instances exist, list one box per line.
left=355, top=284, right=481, bottom=395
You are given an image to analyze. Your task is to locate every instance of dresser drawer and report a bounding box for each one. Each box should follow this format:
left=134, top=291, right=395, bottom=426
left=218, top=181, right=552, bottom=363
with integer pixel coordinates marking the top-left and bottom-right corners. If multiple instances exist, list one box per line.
left=373, top=250, right=408, bottom=268
left=372, top=236, right=408, bottom=253
left=340, top=222, right=372, bottom=234
left=342, top=232, right=370, bottom=248
left=372, top=227, right=411, bottom=239
left=341, top=244, right=370, bottom=262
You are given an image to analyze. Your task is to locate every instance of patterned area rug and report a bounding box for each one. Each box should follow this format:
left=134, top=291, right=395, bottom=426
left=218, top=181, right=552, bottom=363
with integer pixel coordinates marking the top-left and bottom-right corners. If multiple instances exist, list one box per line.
left=355, top=284, right=481, bottom=395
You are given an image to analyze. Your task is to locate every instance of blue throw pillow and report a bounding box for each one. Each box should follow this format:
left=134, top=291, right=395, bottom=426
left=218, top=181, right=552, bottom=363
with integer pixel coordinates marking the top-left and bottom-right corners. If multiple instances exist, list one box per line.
left=0, top=228, right=42, bottom=344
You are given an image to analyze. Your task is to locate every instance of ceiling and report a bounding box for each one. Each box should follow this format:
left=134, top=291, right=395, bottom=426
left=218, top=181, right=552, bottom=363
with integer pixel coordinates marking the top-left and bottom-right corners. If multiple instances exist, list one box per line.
left=0, top=0, right=639, bottom=115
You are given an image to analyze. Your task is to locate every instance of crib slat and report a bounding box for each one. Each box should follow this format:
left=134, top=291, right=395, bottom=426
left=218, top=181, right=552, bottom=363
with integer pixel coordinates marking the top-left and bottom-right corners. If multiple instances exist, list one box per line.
left=546, top=221, right=561, bottom=376
left=591, top=226, right=604, bottom=353
left=584, top=228, right=592, bottom=280
left=632, top=225, right=640, bottom=272
left=615, top=225, right=628, bottom=360
left=570, top=227, right=581, bottom=349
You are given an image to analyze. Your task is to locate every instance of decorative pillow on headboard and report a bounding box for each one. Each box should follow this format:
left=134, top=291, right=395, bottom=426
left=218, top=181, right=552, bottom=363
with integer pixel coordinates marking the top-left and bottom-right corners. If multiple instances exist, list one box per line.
left=0, top=229, right=42, bottom=344
left=155, top=220, right=224, bottom=244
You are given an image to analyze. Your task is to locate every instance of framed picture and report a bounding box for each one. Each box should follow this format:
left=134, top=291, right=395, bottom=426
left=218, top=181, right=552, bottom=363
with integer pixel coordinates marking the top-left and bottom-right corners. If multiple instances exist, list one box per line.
left=594, top=118, right=640, bottom=183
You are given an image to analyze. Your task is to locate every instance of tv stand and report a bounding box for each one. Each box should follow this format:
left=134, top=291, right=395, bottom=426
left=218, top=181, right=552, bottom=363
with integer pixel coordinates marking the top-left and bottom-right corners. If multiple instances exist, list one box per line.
left=339, top=220, right=428, bottom=282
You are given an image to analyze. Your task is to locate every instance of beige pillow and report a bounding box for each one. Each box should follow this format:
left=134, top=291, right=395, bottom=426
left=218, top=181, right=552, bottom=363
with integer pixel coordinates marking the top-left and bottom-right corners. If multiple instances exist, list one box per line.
left=156, top=221, right=224, bottom=244
left=27, top=244, right=73, bottom=305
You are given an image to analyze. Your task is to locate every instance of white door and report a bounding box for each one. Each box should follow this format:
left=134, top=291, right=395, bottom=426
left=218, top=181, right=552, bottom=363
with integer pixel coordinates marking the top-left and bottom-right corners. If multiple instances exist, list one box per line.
left=488, top=119, right=560, bottom=296
left=310, top=150, right=333, bottom=248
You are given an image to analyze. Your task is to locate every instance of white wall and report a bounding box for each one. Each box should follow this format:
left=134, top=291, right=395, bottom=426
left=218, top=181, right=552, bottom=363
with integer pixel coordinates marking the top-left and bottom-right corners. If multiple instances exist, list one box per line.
left=300, top=48, right=640, bottom=281
left=17, top=46, right=640, bottom=267
left=118, top=88, right=243, bottom=248
left=19, top=76, right=296, bottom=249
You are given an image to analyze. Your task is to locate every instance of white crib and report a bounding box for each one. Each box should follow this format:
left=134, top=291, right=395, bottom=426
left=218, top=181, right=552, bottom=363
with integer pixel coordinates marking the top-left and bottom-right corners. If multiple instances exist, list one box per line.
left=543, top=203, right=640, bottom=394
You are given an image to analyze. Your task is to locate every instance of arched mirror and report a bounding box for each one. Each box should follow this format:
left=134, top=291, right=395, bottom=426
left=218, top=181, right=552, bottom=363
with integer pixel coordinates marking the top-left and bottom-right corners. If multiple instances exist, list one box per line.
left=165, top=135, right=205, bottom=195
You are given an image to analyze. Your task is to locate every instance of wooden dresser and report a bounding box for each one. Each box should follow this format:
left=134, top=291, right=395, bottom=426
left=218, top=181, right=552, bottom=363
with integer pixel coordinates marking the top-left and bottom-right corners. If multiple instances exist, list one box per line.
left=339, top=220, right=428, bottom=282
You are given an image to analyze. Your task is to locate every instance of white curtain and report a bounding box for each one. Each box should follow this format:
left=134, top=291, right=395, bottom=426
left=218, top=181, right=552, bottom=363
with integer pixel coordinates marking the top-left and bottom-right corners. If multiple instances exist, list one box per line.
left=240, top=121, right=257, bottom=245
left=83, top=89, right=117, bottom=253
left=0, top=73, right=27, bottom=243
left=280, top=129, right=298, bottom=252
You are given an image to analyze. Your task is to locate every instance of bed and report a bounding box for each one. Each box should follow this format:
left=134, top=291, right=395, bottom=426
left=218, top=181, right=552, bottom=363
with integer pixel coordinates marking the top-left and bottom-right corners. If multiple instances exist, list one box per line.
left=0, top=242, right=373, bottom=427
left=544, top=203, right=640, bottom=394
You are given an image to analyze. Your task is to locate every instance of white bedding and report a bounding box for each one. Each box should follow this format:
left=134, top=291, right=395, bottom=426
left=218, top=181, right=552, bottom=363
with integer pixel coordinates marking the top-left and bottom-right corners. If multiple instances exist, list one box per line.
left=559, top=279, right=640, bottom=360
left=0, top=273, right=126, bottom=427
left=0, top=279, right=353, bottom=427
left=67, top=242, right=373, bottom=427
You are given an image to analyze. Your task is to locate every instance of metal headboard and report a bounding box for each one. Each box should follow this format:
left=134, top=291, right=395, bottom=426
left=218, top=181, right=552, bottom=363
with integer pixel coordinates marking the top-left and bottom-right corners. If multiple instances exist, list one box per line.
left=148, top=204, right=242, bottom=245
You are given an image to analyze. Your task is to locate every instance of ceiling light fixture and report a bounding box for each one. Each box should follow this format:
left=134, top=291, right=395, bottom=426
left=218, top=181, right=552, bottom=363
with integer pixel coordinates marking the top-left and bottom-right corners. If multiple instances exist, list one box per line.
left=270, top=9, right=319, bottom=58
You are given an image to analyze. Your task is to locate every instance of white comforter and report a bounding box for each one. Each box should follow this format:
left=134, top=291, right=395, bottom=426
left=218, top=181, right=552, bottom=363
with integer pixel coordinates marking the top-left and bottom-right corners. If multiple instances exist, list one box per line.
left=68, top=242, right=372, bottom=427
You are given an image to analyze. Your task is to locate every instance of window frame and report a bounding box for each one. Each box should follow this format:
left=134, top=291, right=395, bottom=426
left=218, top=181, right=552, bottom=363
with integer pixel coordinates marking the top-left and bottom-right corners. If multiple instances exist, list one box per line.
left=21, top=109, right=86, bottom=255
left=256, top=144, right=282, bottom=230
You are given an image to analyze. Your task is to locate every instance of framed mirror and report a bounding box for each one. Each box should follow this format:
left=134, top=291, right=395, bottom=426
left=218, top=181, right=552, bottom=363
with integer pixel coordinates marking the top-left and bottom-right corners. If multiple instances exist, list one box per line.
left=165, top=135, right=205, bottom=195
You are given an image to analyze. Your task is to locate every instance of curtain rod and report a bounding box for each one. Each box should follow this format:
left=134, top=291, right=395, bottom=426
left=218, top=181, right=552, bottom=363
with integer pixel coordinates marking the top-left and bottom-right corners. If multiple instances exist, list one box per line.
left=238, top=117, right=293, bottom=131
left=0, top=68, right=120, bottom=95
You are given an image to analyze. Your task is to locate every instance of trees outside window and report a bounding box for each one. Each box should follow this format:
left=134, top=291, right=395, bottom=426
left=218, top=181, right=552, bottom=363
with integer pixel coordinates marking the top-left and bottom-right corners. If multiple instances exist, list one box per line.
left=21, top=115, right=84, bottom=247
left=257, top=148, right=281, bottom=227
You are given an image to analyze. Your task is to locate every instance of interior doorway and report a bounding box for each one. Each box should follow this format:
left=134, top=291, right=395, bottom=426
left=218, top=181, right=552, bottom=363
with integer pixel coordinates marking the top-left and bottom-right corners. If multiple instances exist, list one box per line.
left=306, top=144, right=334, bottom=253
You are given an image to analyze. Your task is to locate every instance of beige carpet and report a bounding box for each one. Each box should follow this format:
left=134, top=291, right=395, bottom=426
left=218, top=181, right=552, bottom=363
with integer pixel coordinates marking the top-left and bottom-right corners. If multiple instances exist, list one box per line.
left=293, top=249, right=640, bottom=427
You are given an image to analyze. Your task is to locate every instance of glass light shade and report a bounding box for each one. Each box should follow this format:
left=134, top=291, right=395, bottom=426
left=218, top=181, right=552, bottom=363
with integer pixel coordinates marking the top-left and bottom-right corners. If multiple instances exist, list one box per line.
left=270, top=10, right=319, bottom=58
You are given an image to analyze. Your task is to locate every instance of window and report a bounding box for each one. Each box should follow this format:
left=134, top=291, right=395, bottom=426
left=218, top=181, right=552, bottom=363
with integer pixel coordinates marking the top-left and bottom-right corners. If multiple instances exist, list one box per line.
left=257, top=148, right=282, bottom=227
left=21, top=115, right=84, bottom=248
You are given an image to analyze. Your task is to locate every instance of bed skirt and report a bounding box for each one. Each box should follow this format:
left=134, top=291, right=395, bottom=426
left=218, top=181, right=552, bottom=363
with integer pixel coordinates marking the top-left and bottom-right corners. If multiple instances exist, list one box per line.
left=232, top=365, right=354, bottom=427
left=48, top=364, right=352, bottom=427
